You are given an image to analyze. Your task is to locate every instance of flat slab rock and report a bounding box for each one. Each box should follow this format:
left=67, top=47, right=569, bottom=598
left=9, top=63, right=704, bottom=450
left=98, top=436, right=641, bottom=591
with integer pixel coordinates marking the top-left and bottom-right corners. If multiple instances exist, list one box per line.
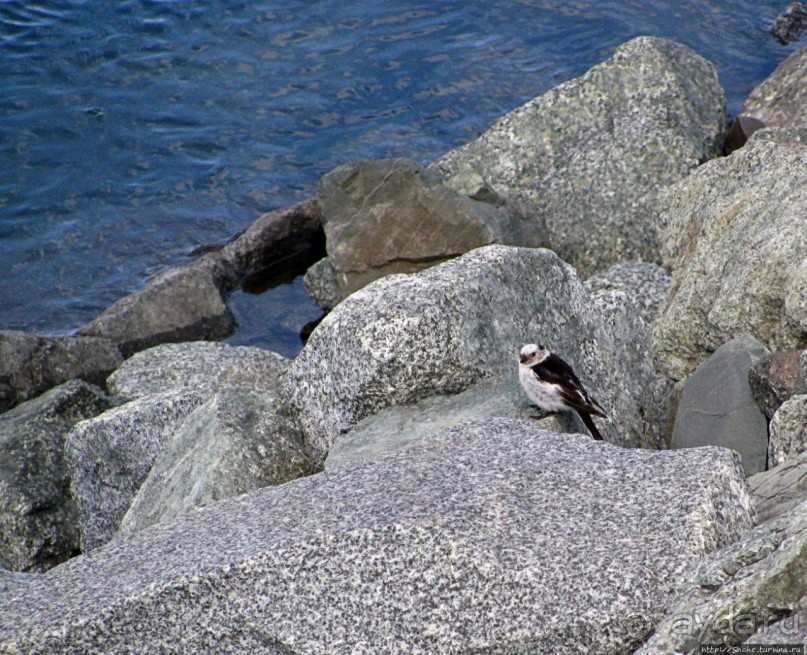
left=0, top=419, right=754, bottom=655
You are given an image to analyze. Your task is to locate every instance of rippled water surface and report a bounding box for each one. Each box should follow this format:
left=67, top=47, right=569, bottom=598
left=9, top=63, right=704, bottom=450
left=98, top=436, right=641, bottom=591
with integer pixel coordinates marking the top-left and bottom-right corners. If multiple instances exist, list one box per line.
left=0, top=1, right=798, bottom=355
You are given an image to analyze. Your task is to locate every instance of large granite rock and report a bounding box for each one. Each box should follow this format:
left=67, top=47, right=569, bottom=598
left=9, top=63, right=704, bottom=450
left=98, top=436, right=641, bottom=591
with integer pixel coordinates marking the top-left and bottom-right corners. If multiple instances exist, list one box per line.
left=65, top=389, right=208, bottom=552
left=107, top=341, right=290, bottom=400
left=654, top=141, right=807, bottom=381
left=769, top=394, right=807, bottom=468
left=671, top=335, right=771, bottom=475
left=285, top=245, right=659, bottom=464
left=433, top=36, right=726, bottom=277
left=79, top=255, right=237, bottom=358
left=0, top=381, right=115, bottom=572
left=749, top=349, right=807, bottom=418
left=220, top=198, right=325, bottom=292
left=583, top=261, right=671, bottom=326
left=316, top=157, right=544, bottom=301
left=118, top=389, right=317, bottom=538
left=0, top=419, right=754, bottom=655
left=326, top=265, right=674, bottom=469
left=637, top=497, right=807, bottom=652
left=742, top=45, right=807, bottom=127
left=0, top=330, right=121, bottom=414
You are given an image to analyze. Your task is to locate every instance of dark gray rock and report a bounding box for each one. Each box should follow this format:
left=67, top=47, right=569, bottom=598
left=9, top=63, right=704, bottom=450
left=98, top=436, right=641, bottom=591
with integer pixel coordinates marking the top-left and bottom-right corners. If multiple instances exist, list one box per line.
left=769, top=394, right=807, bottom=467
left=750, top=447, right=807, bottom=524
left=284, top=245, right=660, bottom=464
left=220, top=198, right=325, bottom=291
left=79, top=255, right=236, bottom=358
left=0, top=330, right=121, bottom=414
left=637, top=496, right=807, bottom=653
left=749, top=349, right=807, bottom=418
left=317, top=157, right=544, bottom=301
left=0, top=419, right=754, bottom=655
left=654, top=142, right=807, bottom=381
left=118, top=388, right=317, bottom=538
left=742, top=45, right=807, bottom=127
left=433, top=36, right=727, bottom=277
left=671, top=334, right=770, bottom=475
left=771, top=2, right=807, bottom=45
left=65, top=389, right=208, bottom=552
left=584, top=261, right=672, bottom=326
left=0, top=381, right=115, bottom=572
left=107, top=341, right=290, bottom=401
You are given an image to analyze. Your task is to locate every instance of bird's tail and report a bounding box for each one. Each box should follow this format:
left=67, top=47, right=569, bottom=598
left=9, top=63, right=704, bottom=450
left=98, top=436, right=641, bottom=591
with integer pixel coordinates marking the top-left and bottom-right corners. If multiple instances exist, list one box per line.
left=577, top=410, right=604, bottom=441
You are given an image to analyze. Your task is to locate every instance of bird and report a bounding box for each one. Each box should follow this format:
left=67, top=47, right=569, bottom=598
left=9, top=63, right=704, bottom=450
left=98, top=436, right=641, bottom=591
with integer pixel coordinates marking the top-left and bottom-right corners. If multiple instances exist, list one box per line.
left=518, top=343, right=607, bottom=441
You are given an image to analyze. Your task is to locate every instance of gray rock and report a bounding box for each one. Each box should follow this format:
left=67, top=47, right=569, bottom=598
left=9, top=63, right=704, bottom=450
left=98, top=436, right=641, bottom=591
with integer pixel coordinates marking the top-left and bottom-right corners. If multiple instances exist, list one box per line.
left=745, top=616, right=807, bottom=646
left=303, top=257, right=341, bottom=311
left=220, top=198, right=325, bottom=291
left=742, top=45, right=807, bottom=127
left=637, top=497, right=807, bottom=653
left=771, top=2, right=807, bottom=44
left=654, top=142, right=807, bottom=381
left=284, top=245, right=659, bottom=464
left=79, top=255, right=236, bottom=358
left=118, top=388, right=317, bottom=537
left=65, top=389, right=208, bottom=552
left=584, top=261, right=672, bottom=326
left=749, top=349, right=807, bottom=418
left=0, top=419, right=754, bottom=655
left=744, top=598, right=807, bottom=645
left=317, top=158, right=544, bottom=300
left=433, top=36, right=726, bottom=278
left=325, top=377, right=579, bottom=469
left=769, top=395, right=807, bottom=468
left=748, top=125, right=807, bottom=147
left=671, top=334, right=770, bottom=475
left=0, top=381, right=115, bottom=572
left=0, top=568, right=31, bottom=595
left=0, top=330, right=121, bottom=414
left=107, top=341, right=290, bottom=401
left=750, top=448, right=807, bottom=524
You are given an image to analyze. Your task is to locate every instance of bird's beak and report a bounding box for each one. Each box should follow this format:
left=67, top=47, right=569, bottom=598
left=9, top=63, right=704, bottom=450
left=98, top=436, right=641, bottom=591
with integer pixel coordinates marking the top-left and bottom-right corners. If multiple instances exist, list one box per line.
left=519, top=355, right=528, bottom=364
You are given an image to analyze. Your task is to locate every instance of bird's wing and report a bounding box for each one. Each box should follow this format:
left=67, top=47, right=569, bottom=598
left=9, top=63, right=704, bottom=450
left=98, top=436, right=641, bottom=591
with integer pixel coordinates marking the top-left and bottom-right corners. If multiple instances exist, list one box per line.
left=531, top=353, right=581, bottom=386
left=533, top=353, right=607, bottom=418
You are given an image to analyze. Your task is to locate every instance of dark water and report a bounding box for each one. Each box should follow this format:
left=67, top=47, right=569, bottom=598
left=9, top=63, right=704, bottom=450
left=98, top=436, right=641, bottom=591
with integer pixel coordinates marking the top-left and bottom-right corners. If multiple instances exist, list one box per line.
left=0, top=1, right=799, bottom=357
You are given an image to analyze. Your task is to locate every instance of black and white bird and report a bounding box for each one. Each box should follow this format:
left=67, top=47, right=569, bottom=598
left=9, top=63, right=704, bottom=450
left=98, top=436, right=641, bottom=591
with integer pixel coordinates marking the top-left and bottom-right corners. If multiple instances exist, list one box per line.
left=518, top=343, right=607, bottom=441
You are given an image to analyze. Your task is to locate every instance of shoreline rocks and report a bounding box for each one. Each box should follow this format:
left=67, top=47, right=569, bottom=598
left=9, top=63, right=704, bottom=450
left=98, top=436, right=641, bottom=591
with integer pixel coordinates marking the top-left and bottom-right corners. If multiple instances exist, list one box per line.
left=0, top=331, right=121, bottom=414
left=0, top=33, right=806, bottom=654
left=433, top=36, right=727, bottom=278
left=285, top=245, right=660, bottom=465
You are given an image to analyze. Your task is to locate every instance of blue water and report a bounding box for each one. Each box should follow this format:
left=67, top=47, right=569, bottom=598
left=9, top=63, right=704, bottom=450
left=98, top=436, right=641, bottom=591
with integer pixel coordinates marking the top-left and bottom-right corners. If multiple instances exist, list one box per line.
left=0, top=1, right=799, bottom=357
